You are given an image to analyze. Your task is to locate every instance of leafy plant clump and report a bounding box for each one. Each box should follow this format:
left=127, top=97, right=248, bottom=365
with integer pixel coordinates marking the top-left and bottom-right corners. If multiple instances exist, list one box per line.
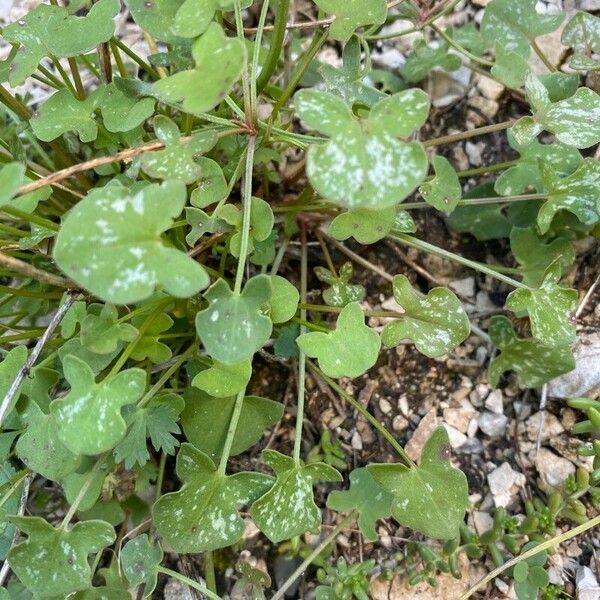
left=0, top=0, right=598, bottom=598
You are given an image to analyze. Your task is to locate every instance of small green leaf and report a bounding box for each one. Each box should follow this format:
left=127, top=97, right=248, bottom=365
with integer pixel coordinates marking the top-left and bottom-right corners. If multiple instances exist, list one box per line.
left=190, top=158, right=228, bottom=208
left=0, top=462, right=20, bottom=560
left=0, top=163, right=25, bottom=208
left=54, top=180, right=209, bottom=304
left=490, top=46, right=529, bottom=88
left=297, top=302, right=380, bottom=378
left=368, top=427, right=469, bottom=540
left=327, top=467, right=392, bottom=541
left=100, top=83, right=155, bottom=133
left=295, top=89, right=429, bottom=210
left=172, top=0, right=252, bottom=38
left=124, top=0, right=185, bottom=43
left=328, top=206, right=397, bottom=244
left=382, top=275, right=470, bottom=358
left=63, top=467, right=107, bottom=513
left=80, top=304, right=138, bottom=355
left=562, top=12, right=600, bottom=71
left=120, top=534, right=163, bottom=598
left=488, top=316, right=575, bottom=388
left=195, top=275, right=273, bottom=364
left=0, top=346, right=27, bottom=415
left=506, top=264, right=577, bottom=346
left=527, top=565, right=549, bottom=588
left=400, top=39, right=462, bottom=83
left=130, top=313, right=173, bottom=364
left=192, top=360, right=252, bottom=398
left=513, top=561, right=530, bottom=583
left=269, top=275, right=299, bottom=324
left=229, top=198, right=274, bottom=258
left=153, top=23, right=246, bottom=114
left=251, top=450, right=342, bottom=543
left=51, top=355, right=146, bottom=455
left=315, top=262, right=365, bottom=308
left=419, top=156, right=461, bottom=213
left=181, top=389, right=283, bottom=461
left=312, top=0, right=387, bottom=42
left=8, top=517, right=115, bottom=598
left=451, top=24, right=489, bottom=57
left=153, top=444, right=273, bottom=552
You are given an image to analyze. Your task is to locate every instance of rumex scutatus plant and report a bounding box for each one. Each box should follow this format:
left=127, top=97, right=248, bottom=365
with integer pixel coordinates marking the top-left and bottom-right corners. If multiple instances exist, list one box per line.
left=0, top=0, right=599, bottom=598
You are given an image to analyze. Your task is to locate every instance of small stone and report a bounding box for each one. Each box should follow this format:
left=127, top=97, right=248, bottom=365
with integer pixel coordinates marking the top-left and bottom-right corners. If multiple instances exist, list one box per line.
left=484, top=389, right=504, bottom=415
left=465, top=141, right=484, bottom=166
left=487, top=462, right=526, bottom=508
left=467, top=417, right=479, bottom=438
left=442, top=423, right=467, bottom=448
left=471, top=510, right=494, bottom=534
left=457, top=438, right=483, bottom=454
left=524, top=411, right=564, bottom=442
left=398, top=395, right=409, bottom=416
left=576, top=566, right=600, bottom=600
left=443, top=400, right=477, bottom=433
left=478, top=411, right=508, bottom=437
left=477, top=76, right=505, bottom=101
left=242, top=518, right=260, bottom=540
left=392, top=414, right=409, bottom=432
left=449, top=276, right=476, bottom=298
left=351, top=430, right=363, bottom=450
left=467, top=95, right=499, bottom=119
left=164, top=578, right=198, bottom=600
left=379, top=398, right=393, bottom=415
left=534, top=448, right=575, bottom=486
left=405, top=408, right=438, bottom=461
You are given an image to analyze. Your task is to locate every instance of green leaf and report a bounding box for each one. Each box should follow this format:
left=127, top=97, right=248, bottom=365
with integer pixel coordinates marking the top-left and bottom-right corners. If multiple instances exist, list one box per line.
left=540, top=72, right=581, bottom=102
left=114, top=393, right=184, bottom=469
left=328, top=206, right=397, bottom=244
left=153, top=443, right=273, bottom=552
left=153, top=23, right=246, bottom=114
left=327, top=467, right=392, bottom=541
left=251, top=450, right=342, bottom=543
left=295, top=89, right=428, bottom=210
left=527, top=565, right=549, bottom=588
left=400, top=39, right=462, bottom=83
left=4, top=0, right=119, bottom=85
left=450, top=23, right=489, bottom=57
left=63, top=467, right=107, bottom=513
left=513, top=561, right=530, bottom=583
left=50, top=355, right=146, bottom=455
left=382, top=275, right=470, bottom=358
left=120, top=534, right=163, bottom=598
left=490, top=46, right=529, bottom=88
left=312, top=0, right=387, bottom=42
left=0, top=163, right=25, bottom=208
left=562, top=12, right=600, bottom=71
left=537, top=159, right=600, bottom=234
left=141, top=116, right=217, bottom=183
left=54, top=180, right=210, bottom=304
left=100, top=83, right=156, bottom=133
left=269, top=275, right=300, bottom=324
left=181, top=389, right=283, bottom=461
left=368, top=427, right=469, bottom=540
left=229, top=198, right=274, bottom=258
left=30, top=88, right=104, bottom=143
left=71, top=588, right=131, bottom=600
left=0, top=462, right=19, bottom=561
left=481, top=0, right=563, bottom=58
left=172, top=0, right=252, bottom=38
left=494, top=131, right=581, bottom=196
left=8, top=517, right=115, bottom=598
left=195, top=275, right=273, bottom=364
left=190, top=158, right=228, bottom=208
left=192, top=360, right=252, bottom=398
left=124, top=0, right=185, bottom=43
left=419, top=155, right=461, bottom=213
left=0, top=346, right=27, bottom=416
left=297, top=302, right=380, bottom=378
left=506, top=264, right=577, bottom=346
left=488, top=316, right=575, bottom=388
left=80, top=304, right=138, bottom=355
left=130, top=313, right=173, bottom=364
left=314, top=262, right=365, bottom=308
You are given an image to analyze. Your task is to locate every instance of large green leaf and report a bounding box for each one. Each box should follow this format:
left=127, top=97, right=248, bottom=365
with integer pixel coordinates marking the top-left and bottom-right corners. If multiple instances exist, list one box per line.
left=382, top=275, right=470, bottom=358
left=368, top=427, right=468, bottom=540
left=312, top=0, right=387, bottom=42
left=153, top=444, right=273, bottom=552
left=0, top=462, right=19, bottom=561
left=8, top=517, right=115, bottom=598
left=295, top=89, right=428, bottom=209
left=251, top=450, right=342, bottom=543
left=54, top=180, right=209, bottom=304
left=297, top=302, right=380, bottom=378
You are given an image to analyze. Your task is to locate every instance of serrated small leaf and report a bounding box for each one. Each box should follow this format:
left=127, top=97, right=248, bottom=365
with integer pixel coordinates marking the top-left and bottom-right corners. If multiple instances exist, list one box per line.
left=419, top=155, right=461, bottom=213
left=369, top=427, right=468, bottom=539
left=400, top=39, right=462, bottom=83
left=313, top=0, right=387, bottom=42
left=315, top=262, right=365, bottom=308
left=100, top=83, right=155, bottom=133
left=54, top=180, right=209, bottom=304
left=488, top=316, right=575, bottom=388
left=80, top=304, right=138, bottom=355
left=297, top=302, right=380, bottom=378
left=8, top=517, right=115, bottom=598
left=327, top=467, right=392, bottom=541
left=192, top=360, right=251, bottom=397
left=269, top=275, right=299, bottom=323
left=382, top=275, right=470, bottom=358
left=153, top=444, right=273, bottom=552
left=195, top=275, right=273, bottom=364
left=328, top=206, right=396, bottom=244
left=153, top=23, right=245, bottom=114
left=296, top=89, right=428, bottom=210
left=51, top=355, right=146, bottom=455
left=120, top=534, right=163, bottom=598
left=251, top=450, right=342, bottom=543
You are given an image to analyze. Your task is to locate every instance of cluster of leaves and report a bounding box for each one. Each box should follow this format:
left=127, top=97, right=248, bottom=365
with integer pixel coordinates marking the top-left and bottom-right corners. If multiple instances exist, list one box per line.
left=0, top=0, right=598, bottom=597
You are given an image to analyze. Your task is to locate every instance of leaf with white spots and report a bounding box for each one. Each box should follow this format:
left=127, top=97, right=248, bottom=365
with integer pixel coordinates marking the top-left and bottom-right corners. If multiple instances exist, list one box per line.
left=229, top=197, right=274, bottom=259
left=153, top=443, right=273, bottom=552
left=297, top=302, right=380, bottom=378
left=368, top=427, right=468, bottom=540
left=328, top=206, right=397, bottom=244
left=537, top=158, right=600, bottom=234
left=562, top=11, right=600, bottom=71
left=295, top=89, right=429, bottom=210
left=50, top=355, right=146, bottom=455
left=141, top=116, right=217, bottom=184
left=419, top=155, right=461, bottom=213
left=195, top=275, right=273, bottom=364
left=382, top=275, right=470, bottom=358
left=172, top=0, right=252, bottom=38
left=8, top=516, right=115, bottom=598
left=490, top=46, right=529, bottom=88
left=190, top=158, right=228, bottom=208
left=120, top=534, right=163, bottom=598
left=327, top=467, right=392, bottom=542
left=153, top=23, right=246, bottom=114
left=314, top=262, right=365, bottom=308
left=192, top=359, right=251, bottom=398
left=312, top=0, right=387, bottom=42
left=251, top=450, right=342, bottom=543
left=100, top=83, right=155, bottom=133
left=54, top=180, right=210, bottom=304
left=80, top=304, right=138, bottom=355
left=0, top=346, right=27, bottom=419
left=269, top=275, right=300, bottom=324
left=488, top=316, right=575, bottom=388
left=506, top=264, right=577, bottom=346
left=400, top=39, right=462, bottom=83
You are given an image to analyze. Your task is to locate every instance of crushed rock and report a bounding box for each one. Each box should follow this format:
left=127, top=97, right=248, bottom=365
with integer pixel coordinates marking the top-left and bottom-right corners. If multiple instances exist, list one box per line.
left=534, top=448, right=575, bottom=486
left=405, top=408, right=438, bottom=461
left=478, top=411, right=508, bottom=437
left=487, top=462, right=526, bottom=508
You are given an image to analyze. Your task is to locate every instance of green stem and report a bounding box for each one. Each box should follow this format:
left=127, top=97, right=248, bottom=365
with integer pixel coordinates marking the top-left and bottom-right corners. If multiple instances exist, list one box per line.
left=155, top=452, right=167, bottom=501
left=308, top=362, right=416, bottom=469
left=256, top=0, right=290, bottom=95
left=250, top=0, right=271, bottom=119
left=67, top=57, right=86, bottom=99
left=423, top=120, right=514, bottom=148
left=456, top=160, right=518, bottom=178
left=111, top=38, right=160, bottom=80
left=2, top=206, right=59, bottom=231
left=530, top=37, right=557, bottom=72
left=156, top=567, right=223, bottom=600
left=391, top=233, right=528, bottom=289
left=110, top=40, right=128, bottom=78
left=0, top=85, right=31, bottom=120
left=234, top=0, right=252, bottom=121
left=37, top=65, right=66, bottom=89
left=218, top=388, right=245, bottom=475
left=204, top=551, right=217, bottom=595
left=401, top=192, right=546, bottom=210
left=431, top=23, right=493, bottom=67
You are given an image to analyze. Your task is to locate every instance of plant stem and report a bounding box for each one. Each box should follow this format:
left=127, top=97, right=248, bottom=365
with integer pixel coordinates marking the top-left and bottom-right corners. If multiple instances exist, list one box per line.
left=308, top=362, right=417, bottom=468
left=256, top=0, right=290, bottom=96
left=401, top=192, right=546, bottom=210
left=423, top=120, right=515, bottom=148
left=111, top=38, right=160, bottom=80
left=530, top=37, right=557, bottom=72
left=218, top=388, right=245, bottom=475
left=110, top=40, right=128, bottom=78
left=234, top=0, right=252, bottom=122
left=204, top=551, right=217, bottom=595
left=390, top=233, right=528, bottom=289
left=456, top=160, right=518, bottom=178
left=0, top=251, right=74, bottom=288
left=3, top=206, right=59, bottom=231
left=67, top=57, right=86, bottom=99
left=250, top=0, right=271, bottom=119
left=0, top=85, right=31, bottom=120
left=156, top=567, right=223, bottom=600
left=431, top=23, right=493, bottom=67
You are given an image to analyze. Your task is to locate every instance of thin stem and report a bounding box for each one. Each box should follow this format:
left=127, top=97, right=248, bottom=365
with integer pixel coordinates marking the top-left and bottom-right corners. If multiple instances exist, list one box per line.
left=156, top=567, right=223, bottom=600
left=250, top=0, right=271, bottom=118
left=431, top=24, right=493, bottom=67
left=67, top=57, right=86, bottom=99
left=256, top=0, right=290, bottom=95
left=401, top=192, right=546, bottom=210
left=3, top=206, right=59, bottom=231
left=234, top=0, right=252, bottom=122
left=456, top=160, right=518, bottom=179
left=530, top=37, right=557, bottom=72
left=308, top=362, right=416, bottom=468
left=218, top=388, right=246, bottom=475
left=325, top=236, right=394, bottom=282
left=155, top=452, right=167, bottom=501
left=0, top=251, right=74, bottom=288
left=51, top=56, right=78, bottom=97
left=111, top=38, right=160, bottom=80
left=423, top=120, right=515, bottom=148
left=0, top=85, right=32, bottom=120
left=390, top=233, right=528, bottom=289
left=110, top=40, right=128, bottom=78
left=204, top=551, right=217, bottom=595
left=37, top=65, right=65, bottom=89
